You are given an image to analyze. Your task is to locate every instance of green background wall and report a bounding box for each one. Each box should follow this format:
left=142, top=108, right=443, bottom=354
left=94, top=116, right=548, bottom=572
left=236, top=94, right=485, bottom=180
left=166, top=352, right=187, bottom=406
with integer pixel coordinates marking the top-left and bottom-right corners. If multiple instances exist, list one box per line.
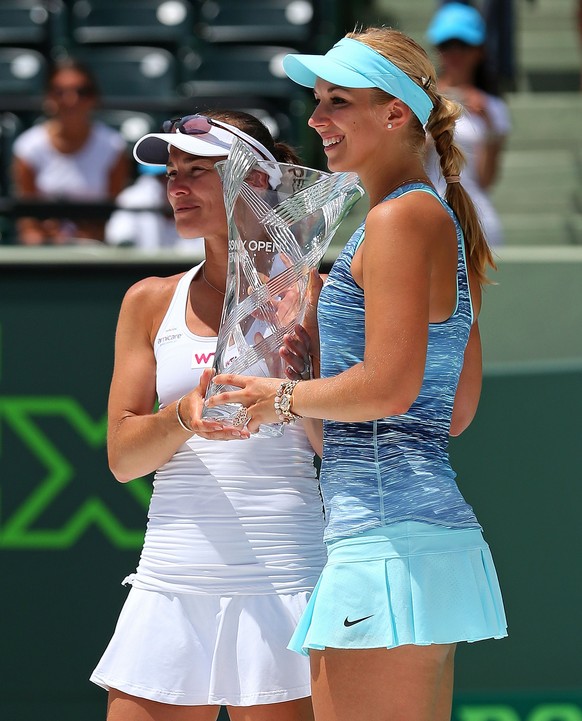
left=1, top=248, right=581, bottom=720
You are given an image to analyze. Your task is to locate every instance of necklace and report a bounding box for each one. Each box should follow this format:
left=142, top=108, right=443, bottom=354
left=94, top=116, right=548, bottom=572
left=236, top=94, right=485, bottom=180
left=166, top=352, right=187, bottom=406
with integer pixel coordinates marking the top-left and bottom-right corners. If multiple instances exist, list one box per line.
left=202, top=266, right=225, bottom=296
left=373, top=177, right=432, bottom=206
left=387, top=177, right=432, bottom=195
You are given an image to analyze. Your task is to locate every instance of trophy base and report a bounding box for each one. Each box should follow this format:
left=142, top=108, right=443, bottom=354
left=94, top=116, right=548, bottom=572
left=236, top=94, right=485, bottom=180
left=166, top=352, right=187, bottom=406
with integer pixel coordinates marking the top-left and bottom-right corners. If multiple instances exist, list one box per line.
left=201, top=403, right=283, bottom=439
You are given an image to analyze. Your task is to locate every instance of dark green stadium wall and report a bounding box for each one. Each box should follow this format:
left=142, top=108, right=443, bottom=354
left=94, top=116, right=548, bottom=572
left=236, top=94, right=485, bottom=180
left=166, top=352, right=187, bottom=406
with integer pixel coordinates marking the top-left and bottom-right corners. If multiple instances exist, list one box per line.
left=0, top=257, right=580, bottom=720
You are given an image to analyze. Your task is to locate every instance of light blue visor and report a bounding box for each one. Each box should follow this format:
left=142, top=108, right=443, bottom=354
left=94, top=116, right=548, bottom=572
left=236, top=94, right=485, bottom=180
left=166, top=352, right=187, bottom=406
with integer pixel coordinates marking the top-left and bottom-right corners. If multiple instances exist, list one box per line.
left=283, top=37, right=433, bottom=126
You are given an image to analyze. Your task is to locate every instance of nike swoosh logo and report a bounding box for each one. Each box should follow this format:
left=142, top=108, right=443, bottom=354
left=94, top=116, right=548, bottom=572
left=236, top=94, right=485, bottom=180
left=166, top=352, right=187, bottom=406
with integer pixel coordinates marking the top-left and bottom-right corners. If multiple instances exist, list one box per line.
left=344, top=614, right=374, bottom=627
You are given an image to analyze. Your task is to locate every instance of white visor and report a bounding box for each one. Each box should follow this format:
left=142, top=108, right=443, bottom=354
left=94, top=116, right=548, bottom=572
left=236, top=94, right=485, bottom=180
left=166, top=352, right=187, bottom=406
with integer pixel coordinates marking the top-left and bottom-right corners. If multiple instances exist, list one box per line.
left=133, top=118, right=276, bottom=166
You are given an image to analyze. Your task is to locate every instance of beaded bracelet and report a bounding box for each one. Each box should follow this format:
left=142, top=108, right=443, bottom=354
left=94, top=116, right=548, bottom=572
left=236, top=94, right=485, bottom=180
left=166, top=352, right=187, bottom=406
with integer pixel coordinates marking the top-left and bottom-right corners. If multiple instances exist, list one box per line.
left=176, top=395, right=194, bottom=433
left=274, top=380, right=302, bottom=424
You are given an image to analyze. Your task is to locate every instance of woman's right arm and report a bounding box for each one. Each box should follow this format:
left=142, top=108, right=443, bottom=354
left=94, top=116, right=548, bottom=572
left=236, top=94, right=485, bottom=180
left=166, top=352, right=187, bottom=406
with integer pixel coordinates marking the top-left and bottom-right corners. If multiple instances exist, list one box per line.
left=107, top=278, right=190, bottom=482
left=107, top=277, right=241, bottom=483
left=12, top=155, right=36, bottom=195
left=12, top=156, right=47, bottom=244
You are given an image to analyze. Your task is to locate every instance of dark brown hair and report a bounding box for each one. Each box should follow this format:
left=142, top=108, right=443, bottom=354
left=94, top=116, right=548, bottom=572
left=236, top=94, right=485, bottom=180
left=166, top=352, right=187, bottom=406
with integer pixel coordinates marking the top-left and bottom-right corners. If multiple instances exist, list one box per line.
left=46, top=58, right=99, bottom=98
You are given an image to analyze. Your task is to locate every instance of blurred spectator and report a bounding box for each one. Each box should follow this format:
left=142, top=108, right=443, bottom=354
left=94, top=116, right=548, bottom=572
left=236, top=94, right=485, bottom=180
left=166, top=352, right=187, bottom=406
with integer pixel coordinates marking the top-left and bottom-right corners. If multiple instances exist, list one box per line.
left=439, top=0, right=517, bottom=91
left=11, top=58, right=129, bottom=245
left=425, top=2, right=511, bottom=246
left=105, top=163, right=204, bottom=252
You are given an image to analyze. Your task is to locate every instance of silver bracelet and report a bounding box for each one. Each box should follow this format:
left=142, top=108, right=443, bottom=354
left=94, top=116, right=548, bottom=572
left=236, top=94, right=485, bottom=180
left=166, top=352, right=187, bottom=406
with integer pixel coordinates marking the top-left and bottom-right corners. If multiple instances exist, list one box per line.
left=176, top=395, right=193, bottom=433
left=274, top=380, right=302, bottom=424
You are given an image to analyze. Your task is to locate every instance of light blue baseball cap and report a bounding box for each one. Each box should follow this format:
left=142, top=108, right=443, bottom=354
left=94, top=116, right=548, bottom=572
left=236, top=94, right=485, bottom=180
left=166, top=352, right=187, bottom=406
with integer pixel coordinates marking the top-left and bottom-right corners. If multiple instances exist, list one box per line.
left=283, top=37, right=433, bottom=126
left=426, top=2, right=486, bottom=47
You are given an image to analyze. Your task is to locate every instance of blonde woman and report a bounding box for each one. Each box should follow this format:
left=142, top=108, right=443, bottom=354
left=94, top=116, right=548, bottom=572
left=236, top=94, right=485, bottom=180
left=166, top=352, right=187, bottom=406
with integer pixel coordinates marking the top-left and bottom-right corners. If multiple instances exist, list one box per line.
left=207, top=28, right=507, bottom=721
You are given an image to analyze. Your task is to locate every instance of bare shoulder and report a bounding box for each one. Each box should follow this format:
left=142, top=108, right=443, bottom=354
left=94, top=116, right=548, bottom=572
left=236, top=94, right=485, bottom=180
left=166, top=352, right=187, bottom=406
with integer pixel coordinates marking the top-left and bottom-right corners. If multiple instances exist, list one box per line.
left=119, top=272, right=186, bottom=339
left=122, top=272, right=184, bottom=311
left=364, top=189, right=452, bottom=252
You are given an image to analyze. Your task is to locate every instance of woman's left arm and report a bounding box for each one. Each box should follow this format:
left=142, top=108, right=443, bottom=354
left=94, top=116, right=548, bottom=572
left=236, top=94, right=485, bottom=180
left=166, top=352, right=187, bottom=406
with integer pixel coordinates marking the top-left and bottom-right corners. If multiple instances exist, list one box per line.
left=450, top=267, right=484, bottom=436
left=208, top=194, right=443, bottom=431
left=449, top=321, right=482, bottom=436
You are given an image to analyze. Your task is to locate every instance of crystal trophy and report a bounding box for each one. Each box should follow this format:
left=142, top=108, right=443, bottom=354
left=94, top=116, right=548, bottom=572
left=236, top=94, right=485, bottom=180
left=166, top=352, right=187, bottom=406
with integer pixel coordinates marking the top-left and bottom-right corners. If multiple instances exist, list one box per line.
left=201, top=139, right=363, bottom=437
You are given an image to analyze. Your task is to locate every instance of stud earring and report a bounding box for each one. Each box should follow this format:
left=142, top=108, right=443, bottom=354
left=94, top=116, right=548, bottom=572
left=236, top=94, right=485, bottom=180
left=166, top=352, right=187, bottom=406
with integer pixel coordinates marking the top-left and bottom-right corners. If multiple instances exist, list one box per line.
left=387, top=123, right=393, bottom=129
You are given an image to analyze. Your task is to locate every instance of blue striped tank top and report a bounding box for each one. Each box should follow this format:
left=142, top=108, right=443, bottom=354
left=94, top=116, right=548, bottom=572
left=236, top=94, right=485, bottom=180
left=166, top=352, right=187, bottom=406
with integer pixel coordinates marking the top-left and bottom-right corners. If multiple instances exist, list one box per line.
left=317, top=182, right=480, bottom=542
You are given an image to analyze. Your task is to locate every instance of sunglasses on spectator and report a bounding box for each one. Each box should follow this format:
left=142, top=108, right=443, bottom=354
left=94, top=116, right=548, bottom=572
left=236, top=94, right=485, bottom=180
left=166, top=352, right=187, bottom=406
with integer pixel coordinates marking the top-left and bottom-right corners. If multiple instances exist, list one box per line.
left=436, top=39, right=475, bottom=52
left=162, top=114, right=273, bottom=161
left=49, top=84, right=95, bottom=98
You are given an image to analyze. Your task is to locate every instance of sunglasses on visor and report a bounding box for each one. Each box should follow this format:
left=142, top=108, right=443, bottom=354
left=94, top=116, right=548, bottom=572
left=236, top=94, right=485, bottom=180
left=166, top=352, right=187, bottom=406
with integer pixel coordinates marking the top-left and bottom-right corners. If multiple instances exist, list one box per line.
left=161, top=114, right=272, bottom=161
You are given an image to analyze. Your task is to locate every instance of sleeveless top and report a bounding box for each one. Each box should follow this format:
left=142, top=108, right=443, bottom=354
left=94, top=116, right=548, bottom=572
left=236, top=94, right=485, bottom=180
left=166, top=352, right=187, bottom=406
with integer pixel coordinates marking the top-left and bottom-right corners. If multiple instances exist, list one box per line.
left=317, top=183, right=480, bottom=543
left=128, top=264, right=326, bottom=595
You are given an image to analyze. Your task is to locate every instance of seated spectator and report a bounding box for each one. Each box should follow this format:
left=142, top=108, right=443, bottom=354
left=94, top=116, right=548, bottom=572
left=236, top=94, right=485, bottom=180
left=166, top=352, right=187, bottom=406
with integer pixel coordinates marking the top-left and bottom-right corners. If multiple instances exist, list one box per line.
left=105, top=163, right=204, bottom=252
left=11, top=58, right=129, bottom=244
left=425, top=2, right=511, bottom=246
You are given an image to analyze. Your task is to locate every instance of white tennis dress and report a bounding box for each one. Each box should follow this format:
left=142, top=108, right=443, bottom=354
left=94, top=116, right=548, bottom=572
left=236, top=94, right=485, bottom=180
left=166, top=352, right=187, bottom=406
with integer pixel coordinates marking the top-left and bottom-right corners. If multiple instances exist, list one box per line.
left=90, top=263, right=326, bottom=706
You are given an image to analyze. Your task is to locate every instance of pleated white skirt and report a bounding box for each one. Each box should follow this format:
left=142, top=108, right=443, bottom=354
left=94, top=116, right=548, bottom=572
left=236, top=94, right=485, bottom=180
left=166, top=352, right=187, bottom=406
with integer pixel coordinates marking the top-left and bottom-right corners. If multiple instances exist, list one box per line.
left=91, top=587, right=313, bottom=706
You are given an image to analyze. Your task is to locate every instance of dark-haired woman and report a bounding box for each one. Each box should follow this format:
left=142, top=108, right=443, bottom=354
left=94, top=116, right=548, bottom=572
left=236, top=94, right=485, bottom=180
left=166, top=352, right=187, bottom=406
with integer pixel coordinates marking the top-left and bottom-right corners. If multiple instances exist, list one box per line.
left=12, top=58, right=129, bottom=244
left=90, top=110, right=324, bottom=721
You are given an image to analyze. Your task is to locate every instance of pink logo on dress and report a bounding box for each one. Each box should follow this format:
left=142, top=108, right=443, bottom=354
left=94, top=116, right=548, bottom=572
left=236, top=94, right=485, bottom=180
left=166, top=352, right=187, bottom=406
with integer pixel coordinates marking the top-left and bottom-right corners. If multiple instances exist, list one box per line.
left=192, top=351, right=215, bottom=367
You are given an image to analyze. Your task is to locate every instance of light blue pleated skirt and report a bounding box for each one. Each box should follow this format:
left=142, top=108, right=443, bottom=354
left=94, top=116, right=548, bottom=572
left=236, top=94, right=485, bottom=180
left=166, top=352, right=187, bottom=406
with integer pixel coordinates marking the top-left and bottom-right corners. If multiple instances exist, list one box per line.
left=288, top=521, right=507, bottom=656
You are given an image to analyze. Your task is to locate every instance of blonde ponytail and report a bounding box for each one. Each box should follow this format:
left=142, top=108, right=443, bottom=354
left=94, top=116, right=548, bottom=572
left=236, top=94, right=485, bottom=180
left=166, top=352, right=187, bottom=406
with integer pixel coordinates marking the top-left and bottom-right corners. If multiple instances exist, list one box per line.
left=347, top=26, right=496, bottom=286
left=426, top=92, right=496, bottom=286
